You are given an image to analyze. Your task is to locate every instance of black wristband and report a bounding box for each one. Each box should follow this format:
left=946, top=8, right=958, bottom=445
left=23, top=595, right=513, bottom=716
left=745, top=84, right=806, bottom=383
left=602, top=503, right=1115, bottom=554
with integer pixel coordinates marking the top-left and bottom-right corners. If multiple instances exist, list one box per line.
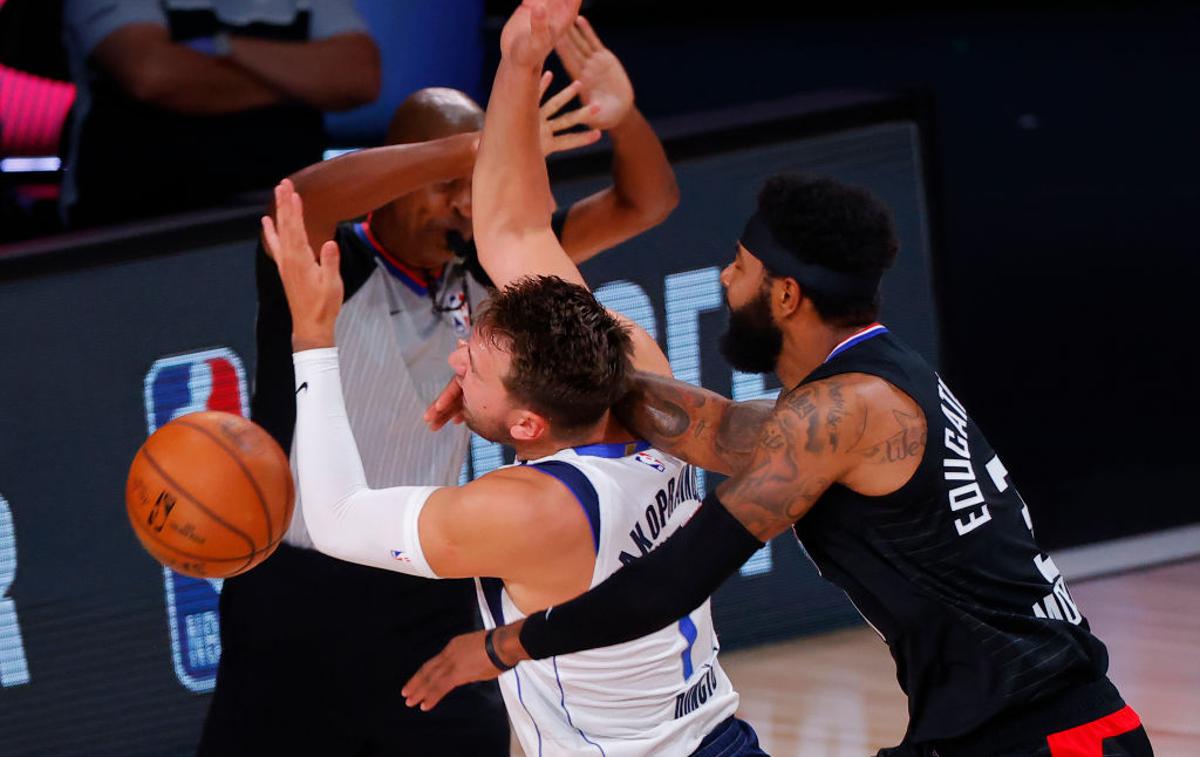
left=484, top=629, right=515, bottom=672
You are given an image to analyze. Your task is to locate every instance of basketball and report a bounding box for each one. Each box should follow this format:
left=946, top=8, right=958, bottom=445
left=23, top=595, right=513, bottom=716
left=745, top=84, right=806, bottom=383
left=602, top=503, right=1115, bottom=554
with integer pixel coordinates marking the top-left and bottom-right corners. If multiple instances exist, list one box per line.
left=125, top=411, right=294, bottom=578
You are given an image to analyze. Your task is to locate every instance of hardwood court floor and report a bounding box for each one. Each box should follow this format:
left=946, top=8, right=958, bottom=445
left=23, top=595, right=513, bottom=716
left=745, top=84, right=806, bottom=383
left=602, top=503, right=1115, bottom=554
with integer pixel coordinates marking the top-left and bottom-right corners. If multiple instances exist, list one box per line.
left=719, top=559, right=1200, bottom=755
left=509, top=560, right=1199, bottom=755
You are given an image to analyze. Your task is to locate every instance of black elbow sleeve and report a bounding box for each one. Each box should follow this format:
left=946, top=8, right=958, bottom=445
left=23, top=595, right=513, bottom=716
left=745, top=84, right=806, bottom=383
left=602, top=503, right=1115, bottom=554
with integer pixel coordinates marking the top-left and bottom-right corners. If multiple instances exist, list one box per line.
left=519, top=489, right=764, bottom=659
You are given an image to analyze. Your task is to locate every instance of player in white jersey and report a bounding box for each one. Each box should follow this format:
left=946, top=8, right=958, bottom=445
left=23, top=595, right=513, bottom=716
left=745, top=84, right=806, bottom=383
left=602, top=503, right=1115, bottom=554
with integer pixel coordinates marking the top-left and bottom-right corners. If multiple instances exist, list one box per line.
left=477, top=443, right=737, bottom=754
left=259, top=4, right=768, bottom=753
left=266, top=194, right=760, bottom=755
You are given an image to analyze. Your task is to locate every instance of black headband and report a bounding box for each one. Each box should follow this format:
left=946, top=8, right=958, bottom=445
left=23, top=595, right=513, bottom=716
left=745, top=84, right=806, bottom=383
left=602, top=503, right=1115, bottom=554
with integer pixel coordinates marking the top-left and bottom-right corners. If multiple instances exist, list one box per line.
left=740, top=212, right=882, bottom=300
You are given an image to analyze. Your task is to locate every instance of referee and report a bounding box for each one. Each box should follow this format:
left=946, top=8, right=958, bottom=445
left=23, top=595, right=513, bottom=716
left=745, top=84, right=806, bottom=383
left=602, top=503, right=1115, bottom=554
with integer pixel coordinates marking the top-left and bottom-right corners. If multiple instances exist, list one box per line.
left=199, top=37, right=678, bottom=757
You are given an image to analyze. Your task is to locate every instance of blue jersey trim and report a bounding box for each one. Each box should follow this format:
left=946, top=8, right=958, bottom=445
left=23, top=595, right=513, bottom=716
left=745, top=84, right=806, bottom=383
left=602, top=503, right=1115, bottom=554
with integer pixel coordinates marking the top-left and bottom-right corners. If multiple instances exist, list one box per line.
left=553, top=656, right=607, bottom=756
left=514, top=666, right=544, bottom=757
left=678, top=615, right=699, bottom=680
left=570, top=440, right=651, bottom=458
left=527, top=461, right=601, bottom=554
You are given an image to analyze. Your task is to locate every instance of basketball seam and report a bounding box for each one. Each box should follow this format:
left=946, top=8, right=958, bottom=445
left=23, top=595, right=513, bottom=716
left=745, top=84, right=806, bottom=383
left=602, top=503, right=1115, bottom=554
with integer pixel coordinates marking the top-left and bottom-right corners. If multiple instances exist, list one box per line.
left=137, top=524, right=287, bottom=564
left=174, top=418, right=277, bottom=546
left=140, top=447, right=258, bottom=574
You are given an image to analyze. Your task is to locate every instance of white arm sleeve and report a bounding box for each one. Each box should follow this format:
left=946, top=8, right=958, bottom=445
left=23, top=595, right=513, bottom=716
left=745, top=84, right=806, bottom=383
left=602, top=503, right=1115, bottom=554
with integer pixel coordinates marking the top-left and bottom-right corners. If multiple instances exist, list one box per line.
left=292, top=348, right=440, bottom=578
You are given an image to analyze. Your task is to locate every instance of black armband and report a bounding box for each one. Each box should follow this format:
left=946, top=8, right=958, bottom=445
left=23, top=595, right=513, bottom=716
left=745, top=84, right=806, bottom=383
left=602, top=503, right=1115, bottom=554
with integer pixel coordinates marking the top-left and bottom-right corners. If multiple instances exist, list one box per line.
left=484, top=629, right=515, bottom=672
left=519, top=490, right=764, bottom=659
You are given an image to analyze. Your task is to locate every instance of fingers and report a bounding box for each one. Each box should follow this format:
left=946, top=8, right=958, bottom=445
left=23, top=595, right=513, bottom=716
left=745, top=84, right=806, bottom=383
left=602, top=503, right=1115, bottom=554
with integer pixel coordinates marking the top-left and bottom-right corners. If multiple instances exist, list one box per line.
left=547, top=127, right=601, bottom=155
left=424, top=378, right=463, bottom=431
left=546, top=100, right=599, bottom=133
left=554, top=30, right=585, bottom=75
left=261, top=216, right=281, bottom=262
left=537, top=70, right=554, bottom=101
left=540, top=79, right=583, bottom=118
left=567, top=18, right=596, bottom=56
left=318, top=240, right=340, bottom=273
left=402, top=655, right=454, bottom=711
left=283, top=191, right=308, bottom=252
left=575, top=16, right=604, bottom=51
left=271, top=179, right=312, bottom=261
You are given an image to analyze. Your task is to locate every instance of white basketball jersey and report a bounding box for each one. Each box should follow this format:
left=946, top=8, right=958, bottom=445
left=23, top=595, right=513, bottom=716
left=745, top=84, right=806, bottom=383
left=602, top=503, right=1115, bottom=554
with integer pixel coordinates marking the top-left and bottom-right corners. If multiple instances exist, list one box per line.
left=476, top=442, right=738, bottom=757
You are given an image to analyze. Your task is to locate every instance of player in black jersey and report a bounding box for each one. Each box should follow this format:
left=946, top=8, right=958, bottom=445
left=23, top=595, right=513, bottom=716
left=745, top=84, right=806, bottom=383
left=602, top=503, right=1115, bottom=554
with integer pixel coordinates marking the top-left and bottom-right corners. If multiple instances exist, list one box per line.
left=405, top=173, right=1154, bottom=756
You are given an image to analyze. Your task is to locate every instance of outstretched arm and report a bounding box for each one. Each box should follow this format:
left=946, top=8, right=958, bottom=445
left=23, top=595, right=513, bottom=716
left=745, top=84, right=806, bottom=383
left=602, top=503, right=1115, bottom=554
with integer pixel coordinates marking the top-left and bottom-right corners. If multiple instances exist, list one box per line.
left=474, top=0, right=670, bottom=376
left=265, top=180, right=590, bottom=583
left=473, top=0, right=585, bottom=291
left=554, top=17, right=679, bottom=264
left=278, top=73, right=602, bottom=257
left=279, top=133, right=478, bottom=254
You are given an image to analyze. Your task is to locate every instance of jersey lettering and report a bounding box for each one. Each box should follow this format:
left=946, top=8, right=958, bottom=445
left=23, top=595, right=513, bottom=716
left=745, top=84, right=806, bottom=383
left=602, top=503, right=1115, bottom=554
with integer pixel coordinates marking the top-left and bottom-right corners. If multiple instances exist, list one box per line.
left=673, top=666, right=719, bottom=719
left=618, top=466, right=699, bottom=565
left=938, top=377, right=992, bottom=535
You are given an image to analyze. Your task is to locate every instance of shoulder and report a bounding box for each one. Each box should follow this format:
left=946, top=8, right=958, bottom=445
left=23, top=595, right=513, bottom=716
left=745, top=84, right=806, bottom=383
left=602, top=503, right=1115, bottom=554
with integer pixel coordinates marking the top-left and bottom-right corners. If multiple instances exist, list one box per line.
left=462, top=466, right=587, bottom=529
left=770, top=373, right=925, bottom=456
left=783, top=373, right=921, bottom=416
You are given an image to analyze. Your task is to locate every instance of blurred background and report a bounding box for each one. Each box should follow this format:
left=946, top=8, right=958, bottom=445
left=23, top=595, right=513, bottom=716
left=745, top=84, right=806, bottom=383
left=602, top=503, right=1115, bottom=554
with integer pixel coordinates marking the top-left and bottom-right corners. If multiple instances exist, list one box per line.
left=0, top=1, right=1196, bottom=754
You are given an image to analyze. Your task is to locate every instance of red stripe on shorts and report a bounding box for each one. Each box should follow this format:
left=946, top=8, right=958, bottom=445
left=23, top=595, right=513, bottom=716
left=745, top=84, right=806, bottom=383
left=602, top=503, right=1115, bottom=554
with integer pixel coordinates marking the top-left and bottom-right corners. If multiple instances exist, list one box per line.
left=1046, top=705, right=1142, bottom=756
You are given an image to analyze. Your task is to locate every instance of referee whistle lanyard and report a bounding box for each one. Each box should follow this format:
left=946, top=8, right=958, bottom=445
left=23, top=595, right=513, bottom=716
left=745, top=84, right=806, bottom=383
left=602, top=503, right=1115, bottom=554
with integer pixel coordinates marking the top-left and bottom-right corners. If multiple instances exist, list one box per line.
left=823, top=322, right=888, bottom=364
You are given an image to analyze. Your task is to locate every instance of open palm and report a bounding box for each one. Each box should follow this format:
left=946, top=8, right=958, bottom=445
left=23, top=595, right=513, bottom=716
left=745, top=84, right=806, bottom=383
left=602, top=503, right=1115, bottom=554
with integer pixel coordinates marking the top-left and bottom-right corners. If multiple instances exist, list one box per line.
left=555, top=16, right=634, bottom=131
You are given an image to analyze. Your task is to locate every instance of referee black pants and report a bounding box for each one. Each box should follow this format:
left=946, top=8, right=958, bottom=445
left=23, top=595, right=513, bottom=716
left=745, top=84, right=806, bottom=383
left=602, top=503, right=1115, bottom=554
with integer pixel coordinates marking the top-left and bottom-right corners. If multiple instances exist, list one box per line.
left=197, top=543, right=509, bottom=757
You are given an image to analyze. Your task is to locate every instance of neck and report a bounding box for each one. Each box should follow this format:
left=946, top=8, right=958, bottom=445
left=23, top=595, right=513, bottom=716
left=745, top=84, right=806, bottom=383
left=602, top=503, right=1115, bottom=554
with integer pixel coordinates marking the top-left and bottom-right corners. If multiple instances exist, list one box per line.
left=774, top=321, right=872, bottom=390
left=514, top=411, right=635, bottom=461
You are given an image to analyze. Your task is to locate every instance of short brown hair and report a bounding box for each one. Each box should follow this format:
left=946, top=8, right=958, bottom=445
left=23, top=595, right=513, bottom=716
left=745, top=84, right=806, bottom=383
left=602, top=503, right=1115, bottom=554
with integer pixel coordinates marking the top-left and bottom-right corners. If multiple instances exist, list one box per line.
left=475, top=275, right=633, bottom=436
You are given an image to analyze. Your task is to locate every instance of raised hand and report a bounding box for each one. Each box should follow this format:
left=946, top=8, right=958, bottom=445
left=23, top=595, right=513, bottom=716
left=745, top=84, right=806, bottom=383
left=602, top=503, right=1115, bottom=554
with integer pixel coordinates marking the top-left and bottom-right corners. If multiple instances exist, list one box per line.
left=424, top=374, right=465, bottom=432
left=402, top=628, right=503, bottom=711
left=500, top=0, right=581, bottom=68
left=537, top=71, right=601, bottom=156
left=554, top=16, right=634, bottom=131
left=262, top=179, right=343, bottom=350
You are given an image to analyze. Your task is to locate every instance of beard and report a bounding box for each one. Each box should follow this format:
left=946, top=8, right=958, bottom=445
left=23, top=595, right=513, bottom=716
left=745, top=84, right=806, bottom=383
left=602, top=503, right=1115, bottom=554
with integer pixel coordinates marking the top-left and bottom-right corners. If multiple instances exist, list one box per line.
left=719, top=285, right=783, bottom=375
left=460, top=405, right=516, bottom=448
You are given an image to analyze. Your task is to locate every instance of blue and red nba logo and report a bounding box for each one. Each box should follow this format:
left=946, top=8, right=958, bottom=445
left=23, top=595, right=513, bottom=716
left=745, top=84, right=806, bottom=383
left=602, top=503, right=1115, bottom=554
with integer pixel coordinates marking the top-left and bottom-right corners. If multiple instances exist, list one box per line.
left=143, top=347, right=249, bottom=693
left=634, top=451, right=667, bottom=473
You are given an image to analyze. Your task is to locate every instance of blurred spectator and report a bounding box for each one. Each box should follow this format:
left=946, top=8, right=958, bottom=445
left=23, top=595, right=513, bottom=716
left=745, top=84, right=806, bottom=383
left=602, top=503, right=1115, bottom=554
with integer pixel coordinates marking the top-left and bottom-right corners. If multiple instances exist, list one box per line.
left=0, top=0, right=74, bottom=242
left=60, top=0, right=381, bottom=228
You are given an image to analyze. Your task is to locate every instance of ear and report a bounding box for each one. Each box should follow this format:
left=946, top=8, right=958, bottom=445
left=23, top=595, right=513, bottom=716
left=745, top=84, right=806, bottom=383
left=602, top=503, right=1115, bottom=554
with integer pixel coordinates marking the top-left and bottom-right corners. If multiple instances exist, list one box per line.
left=773, top=276, right=804, bottom=320
left=509, top=410, right=550, bottom=443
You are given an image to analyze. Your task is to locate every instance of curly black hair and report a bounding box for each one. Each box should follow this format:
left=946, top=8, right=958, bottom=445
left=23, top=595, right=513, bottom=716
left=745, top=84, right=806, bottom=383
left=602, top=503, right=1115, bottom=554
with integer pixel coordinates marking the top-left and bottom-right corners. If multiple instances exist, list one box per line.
left=475, top=275, right=633, bottom=436
left=757, top=174, right=899, bottom=326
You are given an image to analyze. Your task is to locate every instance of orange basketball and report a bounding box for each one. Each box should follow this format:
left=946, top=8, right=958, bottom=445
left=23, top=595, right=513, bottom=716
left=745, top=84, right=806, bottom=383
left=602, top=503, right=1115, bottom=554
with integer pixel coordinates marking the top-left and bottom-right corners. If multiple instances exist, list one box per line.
left=125, top=411, right=294, bottom=578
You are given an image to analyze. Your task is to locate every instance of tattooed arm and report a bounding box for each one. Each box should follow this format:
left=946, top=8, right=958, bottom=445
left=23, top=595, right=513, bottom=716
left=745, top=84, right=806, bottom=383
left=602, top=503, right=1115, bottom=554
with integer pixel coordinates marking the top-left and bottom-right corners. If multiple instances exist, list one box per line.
left=614, top=371, right=775, bottom=475
left=401, top=373, right=927, bottom=709
left=718, top=373, right=927, bottom=540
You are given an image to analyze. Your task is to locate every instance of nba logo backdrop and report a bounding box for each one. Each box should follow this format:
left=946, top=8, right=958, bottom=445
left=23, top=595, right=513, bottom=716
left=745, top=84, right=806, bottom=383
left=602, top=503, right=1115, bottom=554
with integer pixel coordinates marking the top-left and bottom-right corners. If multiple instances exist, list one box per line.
left=143, top=348, right=249, bottom=692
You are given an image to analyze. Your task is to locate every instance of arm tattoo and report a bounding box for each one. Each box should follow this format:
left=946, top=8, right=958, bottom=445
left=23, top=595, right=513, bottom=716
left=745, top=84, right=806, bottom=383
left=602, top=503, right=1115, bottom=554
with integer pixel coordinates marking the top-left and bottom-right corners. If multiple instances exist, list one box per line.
left=849, top=409, right=925, bottom=464
left=716, top=376, right=915, bottom=541
left=615, top=372, right=772, bottom=475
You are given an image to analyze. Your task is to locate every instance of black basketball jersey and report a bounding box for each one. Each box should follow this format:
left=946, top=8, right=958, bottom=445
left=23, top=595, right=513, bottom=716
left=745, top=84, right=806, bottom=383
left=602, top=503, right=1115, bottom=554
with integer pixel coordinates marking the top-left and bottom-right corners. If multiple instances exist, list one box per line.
left=793, top=327, right=1111, bottom=744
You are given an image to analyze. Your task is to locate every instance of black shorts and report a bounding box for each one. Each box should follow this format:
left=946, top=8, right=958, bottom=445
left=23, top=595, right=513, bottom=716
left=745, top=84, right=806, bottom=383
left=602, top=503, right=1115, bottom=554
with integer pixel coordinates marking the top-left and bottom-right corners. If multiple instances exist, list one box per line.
left=197, top=543, right=509, bottom=757
left=882, top=678, right=1154, bottom=757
